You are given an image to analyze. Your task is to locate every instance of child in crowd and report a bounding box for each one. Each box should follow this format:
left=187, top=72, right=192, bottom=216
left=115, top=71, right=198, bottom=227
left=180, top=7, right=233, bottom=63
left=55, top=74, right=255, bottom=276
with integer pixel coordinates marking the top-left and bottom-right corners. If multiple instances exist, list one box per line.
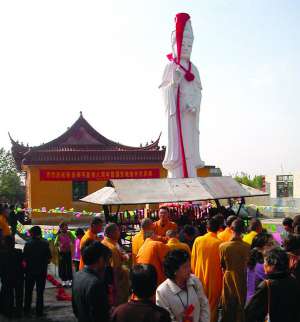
left=54, top=222, right=75, bottom=287
left=0, top=235, right=24, bottom=318
left=73, top=228, right=85, bottom=272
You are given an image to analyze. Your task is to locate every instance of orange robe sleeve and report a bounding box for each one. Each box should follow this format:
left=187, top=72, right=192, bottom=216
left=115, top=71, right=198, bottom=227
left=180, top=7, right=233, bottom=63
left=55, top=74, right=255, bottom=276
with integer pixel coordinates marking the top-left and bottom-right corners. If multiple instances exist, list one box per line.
left=131, top=231, right=144, bottom=265
left=191, top=237, right=198, bottom=273
left=156, top=243, right=170, bottom=285
left=218, top=227, right=233, bottom=243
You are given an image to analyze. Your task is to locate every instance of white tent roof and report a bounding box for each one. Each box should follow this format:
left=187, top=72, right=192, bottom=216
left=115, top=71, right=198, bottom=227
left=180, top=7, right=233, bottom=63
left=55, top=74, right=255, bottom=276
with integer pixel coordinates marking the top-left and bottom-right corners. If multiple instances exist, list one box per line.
left=80, top=176, right=268, bottom=205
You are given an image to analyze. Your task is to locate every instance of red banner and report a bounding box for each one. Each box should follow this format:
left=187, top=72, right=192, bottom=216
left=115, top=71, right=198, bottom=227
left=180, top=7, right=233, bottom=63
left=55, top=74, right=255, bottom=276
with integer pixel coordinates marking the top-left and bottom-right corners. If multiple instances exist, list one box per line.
left=40, top=168, right=161, bottom=181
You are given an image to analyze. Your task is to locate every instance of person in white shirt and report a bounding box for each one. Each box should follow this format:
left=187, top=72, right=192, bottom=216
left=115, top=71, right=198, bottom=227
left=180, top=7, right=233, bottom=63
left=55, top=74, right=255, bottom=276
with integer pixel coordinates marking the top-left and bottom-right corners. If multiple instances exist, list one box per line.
left=156, top=249, right=210, bottom=322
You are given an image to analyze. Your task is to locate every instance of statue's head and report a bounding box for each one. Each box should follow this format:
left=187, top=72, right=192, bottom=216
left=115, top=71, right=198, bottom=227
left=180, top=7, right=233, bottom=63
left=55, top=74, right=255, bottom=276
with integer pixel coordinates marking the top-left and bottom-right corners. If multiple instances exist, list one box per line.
left=171, top=13, right=194, bottom=62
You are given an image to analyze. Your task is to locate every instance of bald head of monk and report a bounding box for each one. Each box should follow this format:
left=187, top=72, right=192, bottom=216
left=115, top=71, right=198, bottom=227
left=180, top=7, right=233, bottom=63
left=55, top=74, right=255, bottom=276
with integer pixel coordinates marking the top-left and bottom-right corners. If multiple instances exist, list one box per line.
left=141, top=218, right=154, bottom=239
left=90, top=216, right=103, bottom=235
left=226, top=215, right=237, bottom=228
left=207, top=217, right=220, bottom=233
left=104, top=223, right=120, bottom=242
left=248, top=218, right=263, bottom=234
left=166, top=230, right=178, bottom=239
left=231, top=218, right=246, bottom=237
left=141, top=218, right=154, bottom=231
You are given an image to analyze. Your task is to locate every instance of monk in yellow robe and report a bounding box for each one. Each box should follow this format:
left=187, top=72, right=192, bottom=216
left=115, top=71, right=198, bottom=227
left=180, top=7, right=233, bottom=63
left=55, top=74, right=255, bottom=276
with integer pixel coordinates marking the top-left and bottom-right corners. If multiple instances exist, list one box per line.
left=243, top=218, right=262, bottom=245
left=79, top=217, right=103, bottom=270
left=218, top=215, right=237, bottom=242
left=219, top=218, right=250, bottom=322
left=102, top=223, right=130, bottom=305
left=131, top=218, right=154, bottom=265
left=166, top=230, right=191, bottom=255
left=136, top=234, right=170, bottom=285
left=191, top=217, right=223, bottom=322
left=153, top=207, right=177, bottom=242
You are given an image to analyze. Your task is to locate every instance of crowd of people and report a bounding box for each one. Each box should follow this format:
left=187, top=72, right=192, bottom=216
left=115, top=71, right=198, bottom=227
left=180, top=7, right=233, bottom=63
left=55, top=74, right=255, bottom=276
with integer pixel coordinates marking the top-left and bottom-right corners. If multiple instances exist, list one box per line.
left=1, top=203, right=300, bottom=322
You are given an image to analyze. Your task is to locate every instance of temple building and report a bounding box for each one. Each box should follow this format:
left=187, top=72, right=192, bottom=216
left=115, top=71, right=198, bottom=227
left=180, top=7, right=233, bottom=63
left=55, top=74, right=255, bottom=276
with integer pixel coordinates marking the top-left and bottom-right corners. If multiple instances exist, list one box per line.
left=10, top=112, right=220, bottom=212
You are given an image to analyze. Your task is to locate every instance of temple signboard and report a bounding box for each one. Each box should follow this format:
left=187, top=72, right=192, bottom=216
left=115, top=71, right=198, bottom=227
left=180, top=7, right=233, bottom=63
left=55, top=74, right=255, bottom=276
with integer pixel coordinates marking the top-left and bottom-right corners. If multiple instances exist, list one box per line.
left=40, top=168, right=161, bottom=181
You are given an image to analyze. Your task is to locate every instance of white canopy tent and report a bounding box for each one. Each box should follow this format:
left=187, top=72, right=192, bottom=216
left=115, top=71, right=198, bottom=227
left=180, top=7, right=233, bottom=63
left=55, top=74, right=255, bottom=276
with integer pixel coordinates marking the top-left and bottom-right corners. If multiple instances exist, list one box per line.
left=80, top=176, right=268, bottom=206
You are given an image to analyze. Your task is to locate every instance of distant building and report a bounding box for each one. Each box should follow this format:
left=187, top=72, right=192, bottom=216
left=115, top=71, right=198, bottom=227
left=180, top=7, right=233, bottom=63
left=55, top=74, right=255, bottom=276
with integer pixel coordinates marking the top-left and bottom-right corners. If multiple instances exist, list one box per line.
left=10, top=113, right=221, bottom=212
left=265, top=173, right=300, bottom=210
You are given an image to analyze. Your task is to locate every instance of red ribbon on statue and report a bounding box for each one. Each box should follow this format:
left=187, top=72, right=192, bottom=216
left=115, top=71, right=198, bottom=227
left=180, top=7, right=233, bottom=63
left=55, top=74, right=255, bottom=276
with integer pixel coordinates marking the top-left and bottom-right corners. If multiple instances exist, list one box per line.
left=176, top=85, right=189, bottom=178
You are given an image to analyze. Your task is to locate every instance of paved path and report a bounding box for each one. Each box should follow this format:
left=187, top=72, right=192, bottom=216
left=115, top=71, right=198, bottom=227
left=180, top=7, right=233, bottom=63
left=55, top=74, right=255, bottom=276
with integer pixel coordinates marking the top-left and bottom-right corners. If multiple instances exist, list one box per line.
left=0, top=235, right=76, bottom=321
left=0, top=287, right=76, bottom=322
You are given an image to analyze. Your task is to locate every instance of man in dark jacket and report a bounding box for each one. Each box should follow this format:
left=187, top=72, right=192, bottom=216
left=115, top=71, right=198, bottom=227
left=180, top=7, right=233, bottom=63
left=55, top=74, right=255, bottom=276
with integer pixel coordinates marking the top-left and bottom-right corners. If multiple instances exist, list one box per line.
left=283, top=234, right=300, bottom=285
left=0, top=235, right=24, bottom=318
left=72, top=240, right=112, bottom=322
left=112, top=264, right=171, bottom=322
left=23, top=225, right=51, bottom=317
left=245, top=248, right=300, bottom=322
left=8, top=205, right=17, bottom=238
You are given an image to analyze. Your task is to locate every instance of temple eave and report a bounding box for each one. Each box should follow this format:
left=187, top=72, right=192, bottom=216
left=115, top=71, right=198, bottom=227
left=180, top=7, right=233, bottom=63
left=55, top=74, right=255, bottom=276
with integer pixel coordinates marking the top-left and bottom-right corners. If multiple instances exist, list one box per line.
left=21, top=150, right=165, bottom=166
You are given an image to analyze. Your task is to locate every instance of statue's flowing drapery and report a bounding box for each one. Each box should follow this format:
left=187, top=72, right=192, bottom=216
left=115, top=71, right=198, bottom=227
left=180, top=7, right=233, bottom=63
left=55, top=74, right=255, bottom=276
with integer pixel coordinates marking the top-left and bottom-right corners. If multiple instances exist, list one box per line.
left=161, top=61, right=205, bottom=178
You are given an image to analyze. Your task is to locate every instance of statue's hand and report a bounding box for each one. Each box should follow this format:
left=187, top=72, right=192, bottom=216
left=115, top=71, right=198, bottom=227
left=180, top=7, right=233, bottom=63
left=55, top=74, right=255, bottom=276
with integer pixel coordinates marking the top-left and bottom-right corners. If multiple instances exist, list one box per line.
left=174, top=67, right=184, bottom=83
left=186, top=104, right=197, bottom=113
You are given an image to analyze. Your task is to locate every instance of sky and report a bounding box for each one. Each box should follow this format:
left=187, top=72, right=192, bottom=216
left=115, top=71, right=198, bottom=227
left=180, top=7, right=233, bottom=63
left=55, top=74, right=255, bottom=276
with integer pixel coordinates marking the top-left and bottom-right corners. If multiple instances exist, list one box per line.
left=0, top=0, right=299, bottom=176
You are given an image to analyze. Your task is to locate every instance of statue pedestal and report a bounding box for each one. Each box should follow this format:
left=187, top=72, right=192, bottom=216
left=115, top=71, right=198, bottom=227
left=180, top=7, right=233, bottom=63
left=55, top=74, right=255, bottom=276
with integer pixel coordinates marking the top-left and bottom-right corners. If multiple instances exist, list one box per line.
left=197, top=165, right=222, bottom=177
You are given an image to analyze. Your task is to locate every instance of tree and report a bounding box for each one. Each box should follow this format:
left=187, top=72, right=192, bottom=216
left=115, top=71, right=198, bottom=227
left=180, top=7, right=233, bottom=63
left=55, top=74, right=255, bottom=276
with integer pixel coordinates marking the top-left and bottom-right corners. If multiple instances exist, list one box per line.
left=0, top=148, right=25, bottom=204
left=234, top=172, right=264, bottom=190
left=0, top=148, right=16, bottom=176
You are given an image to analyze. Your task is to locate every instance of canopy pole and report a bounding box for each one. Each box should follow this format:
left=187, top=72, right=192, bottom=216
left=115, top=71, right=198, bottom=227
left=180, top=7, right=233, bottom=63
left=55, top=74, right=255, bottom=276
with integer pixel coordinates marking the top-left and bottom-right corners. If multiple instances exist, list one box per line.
left=214, top=199, right=221, bottom=208
left=103, top=205, right=110, bottom=223
left=236, top=197, right=245, bottom=217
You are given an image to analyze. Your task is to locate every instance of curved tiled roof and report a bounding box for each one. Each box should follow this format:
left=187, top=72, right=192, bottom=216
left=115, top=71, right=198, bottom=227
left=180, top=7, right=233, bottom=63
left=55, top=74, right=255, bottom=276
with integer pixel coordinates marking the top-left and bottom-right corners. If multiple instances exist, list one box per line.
left=10, top=113, right=165, bottom=169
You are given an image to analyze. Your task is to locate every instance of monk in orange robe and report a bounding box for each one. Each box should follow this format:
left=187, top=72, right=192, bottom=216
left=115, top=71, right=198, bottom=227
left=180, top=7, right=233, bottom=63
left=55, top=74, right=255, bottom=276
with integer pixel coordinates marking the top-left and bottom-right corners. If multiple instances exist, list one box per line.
left=191, top=217, right=223, bottom=322
left=79, top=217, right=103, bottom=270
left=102, top=223, right=129, bottom=305
left=153, top=207, right=177, bottom=242
left=131, top=218, right=154, bottom=265
left=219, top=218, right=250, bottom=322
left=136, top=234, right=170, bottom=285
left=166, top=229, right=191, bottom=255
left=218, top=215, right=237, bottom=242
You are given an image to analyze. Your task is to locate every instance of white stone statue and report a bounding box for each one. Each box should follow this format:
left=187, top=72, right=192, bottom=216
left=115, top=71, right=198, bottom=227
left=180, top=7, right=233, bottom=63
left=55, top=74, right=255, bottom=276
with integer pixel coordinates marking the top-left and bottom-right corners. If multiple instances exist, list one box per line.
left=161, top=13, right=205, bottom=178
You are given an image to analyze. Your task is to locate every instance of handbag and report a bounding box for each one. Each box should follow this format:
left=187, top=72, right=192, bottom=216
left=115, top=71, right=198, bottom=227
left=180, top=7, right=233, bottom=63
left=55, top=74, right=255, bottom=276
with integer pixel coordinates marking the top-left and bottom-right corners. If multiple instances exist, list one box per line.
left=265, top=279, right=271, bottom=322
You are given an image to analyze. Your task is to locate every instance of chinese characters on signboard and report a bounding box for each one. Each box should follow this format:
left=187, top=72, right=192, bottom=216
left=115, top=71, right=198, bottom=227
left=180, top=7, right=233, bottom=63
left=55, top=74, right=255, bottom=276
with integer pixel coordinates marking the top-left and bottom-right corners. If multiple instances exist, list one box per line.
left=40, top=168, right=161, bottom=181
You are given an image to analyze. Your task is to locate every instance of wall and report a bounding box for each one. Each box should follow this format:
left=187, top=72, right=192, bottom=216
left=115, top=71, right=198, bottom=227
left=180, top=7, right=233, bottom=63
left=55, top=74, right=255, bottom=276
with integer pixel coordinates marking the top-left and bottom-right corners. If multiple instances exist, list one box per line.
left=24, top=164, right=220, bottom=213
left=24, top=163, right=167, bottom=212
